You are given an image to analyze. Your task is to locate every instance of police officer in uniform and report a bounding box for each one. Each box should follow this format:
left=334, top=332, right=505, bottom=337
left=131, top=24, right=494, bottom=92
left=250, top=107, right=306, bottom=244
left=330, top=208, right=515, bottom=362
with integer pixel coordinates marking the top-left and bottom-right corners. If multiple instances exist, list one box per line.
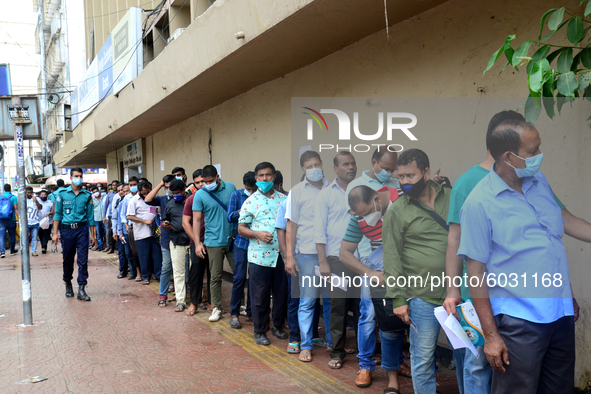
left=52, top=167, right=96, bottom=301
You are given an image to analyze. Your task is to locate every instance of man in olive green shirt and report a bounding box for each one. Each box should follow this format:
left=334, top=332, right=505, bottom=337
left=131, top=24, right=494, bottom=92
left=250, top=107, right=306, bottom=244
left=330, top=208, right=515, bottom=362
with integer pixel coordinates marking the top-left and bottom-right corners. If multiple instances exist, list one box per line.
left=383, top=149, right=451, bottom=394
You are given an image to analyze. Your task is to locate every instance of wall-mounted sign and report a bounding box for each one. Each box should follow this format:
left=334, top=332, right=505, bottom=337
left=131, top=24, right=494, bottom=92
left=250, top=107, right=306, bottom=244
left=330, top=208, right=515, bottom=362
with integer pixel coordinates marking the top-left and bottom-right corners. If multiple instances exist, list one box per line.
left=123, top=139, right=143, bottom=167
left=7, top=106, right=32, bottom=123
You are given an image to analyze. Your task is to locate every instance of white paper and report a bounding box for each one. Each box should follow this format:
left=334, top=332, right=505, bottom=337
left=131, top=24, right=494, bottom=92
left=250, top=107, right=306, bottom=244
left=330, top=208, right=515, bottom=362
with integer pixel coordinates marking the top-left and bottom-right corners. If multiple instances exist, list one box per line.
left=434, top=306, right=479, bottom=357
left=160, top=160, right=164, bottom=171
left=299, top=145, right=312, bottom=159
left=213, top=163, right=221, bottom=178
left=314, top=266, right=347, bottom=291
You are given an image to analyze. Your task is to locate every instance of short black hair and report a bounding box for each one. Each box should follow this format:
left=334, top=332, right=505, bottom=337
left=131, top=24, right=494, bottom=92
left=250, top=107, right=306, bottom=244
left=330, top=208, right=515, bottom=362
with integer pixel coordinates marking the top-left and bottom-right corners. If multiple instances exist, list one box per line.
left=397, top=149, right=430, bottom=172
left=91, top=186, right=98, bottom=192
left=139, top=178, right=149, bottom=183
left=274, top=170, right=283, bottom=186
left=3, top=184, right=11, bottom=192
left=169, top=179, right=185, bottom=192
left=254, top=162, right=276, bottom=176
left=40, top=189, right=48, bottom=195
left=163, top=174, right=175, bottom=183
left=128, top=176, right=139, bottom=183
left=488, top=119, right=532, bottom=160
left=26, top=186, right=33, bottom=192
left=172, top=167, right=186, bottom=176
left=202, top=165, right=218, bottom=178
left=348, top=185, right=377, bottom=210
left=70, top=167, right=83, bottom=176
left=138, top=181, right=151, bottom=192
left=192, top=169, right=202, bottom=179
left=111, top=180, right=119, bottom=184
left=243, top=171, right=256, bottom=187
left=51, top=185, right=58, bottom=192
left=486, top=110, right=525, bottom=152
left=333, top=152, right=354, bottom=166
left=371, top=146, right=397, bottom=164
left=300, top=150, right=321, bottom=167
left=121, top=183, right=128, bottom=187
left=56, top=179, right=65, bottom=187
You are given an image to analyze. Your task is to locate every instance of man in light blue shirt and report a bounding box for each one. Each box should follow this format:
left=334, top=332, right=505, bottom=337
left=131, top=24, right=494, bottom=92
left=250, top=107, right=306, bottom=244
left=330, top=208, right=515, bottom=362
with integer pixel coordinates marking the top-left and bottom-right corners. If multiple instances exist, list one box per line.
left=119, top=178, right=139, bottom=279
left=458, top=120, right=575, bottom=394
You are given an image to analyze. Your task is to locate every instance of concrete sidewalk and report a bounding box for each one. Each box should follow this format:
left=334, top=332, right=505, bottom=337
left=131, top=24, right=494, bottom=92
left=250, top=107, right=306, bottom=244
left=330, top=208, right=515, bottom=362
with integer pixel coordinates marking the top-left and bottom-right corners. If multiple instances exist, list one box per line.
left=0, top=247, right=460, bottom=393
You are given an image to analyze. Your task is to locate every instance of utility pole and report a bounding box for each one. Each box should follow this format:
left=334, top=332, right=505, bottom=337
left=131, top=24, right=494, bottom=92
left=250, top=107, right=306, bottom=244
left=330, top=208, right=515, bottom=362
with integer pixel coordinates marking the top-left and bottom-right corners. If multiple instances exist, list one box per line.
left=11, top=96, right=32, bottom=326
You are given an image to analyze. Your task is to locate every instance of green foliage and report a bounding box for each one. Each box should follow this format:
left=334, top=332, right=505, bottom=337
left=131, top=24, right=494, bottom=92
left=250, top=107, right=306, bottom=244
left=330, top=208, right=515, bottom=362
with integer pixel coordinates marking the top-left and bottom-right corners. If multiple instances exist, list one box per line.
left=484, top=1, right=591, bottom=122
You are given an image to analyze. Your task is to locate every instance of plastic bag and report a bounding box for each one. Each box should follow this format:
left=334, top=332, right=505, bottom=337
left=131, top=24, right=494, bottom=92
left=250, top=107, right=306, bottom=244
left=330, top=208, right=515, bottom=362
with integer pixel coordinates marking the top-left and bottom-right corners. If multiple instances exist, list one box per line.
left=39, top=216, right=50, bottom=230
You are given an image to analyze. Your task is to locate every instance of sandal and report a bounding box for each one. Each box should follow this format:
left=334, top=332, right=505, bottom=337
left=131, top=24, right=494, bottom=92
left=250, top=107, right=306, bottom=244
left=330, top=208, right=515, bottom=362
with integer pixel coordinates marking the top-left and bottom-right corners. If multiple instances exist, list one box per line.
left=399, top=361, right=412, bottom=378
left=287, top=342, right=301, bottom=354
left=199, top=302, right=208, bottom=310
left=383, top=388, right=401, bottom=394
left=175, top=304, right=185, bottom=312
left=312, top=338, right=327, bottom=348
left=158, top=299, right=167, bottom=308
left=345, top=347, right=357, bottom=354
left=328, top=358, right=343, bottom=369
left=142, top=280, right=150, bottom=286
left=186, top=305, right=197, bottom=316
left=135, top=277, right=143, bottom=282
left=298, top=349, right=312, bottom=362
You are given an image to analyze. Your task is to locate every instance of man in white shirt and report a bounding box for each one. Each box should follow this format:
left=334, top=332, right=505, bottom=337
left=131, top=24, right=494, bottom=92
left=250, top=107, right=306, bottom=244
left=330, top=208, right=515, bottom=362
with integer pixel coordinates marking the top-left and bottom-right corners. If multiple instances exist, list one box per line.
left=37, top=189, right=54, bottom=254
left=25, top=186, right=42, bottom=256
left=126, top=181, right=162, bottom=285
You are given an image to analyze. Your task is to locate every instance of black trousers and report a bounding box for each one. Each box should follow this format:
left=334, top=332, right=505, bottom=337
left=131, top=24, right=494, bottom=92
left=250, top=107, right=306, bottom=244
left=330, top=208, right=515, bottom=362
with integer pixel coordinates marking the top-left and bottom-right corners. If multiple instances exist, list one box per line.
left=106, top=218, right=114, bottom=250
left=248, top=256, right=288, bottom=334
left=38, top=228, right=51, bottom=249
left=492, top=314, right=575, bottom=394
left=188, top=244, right=210, bottom=305
left=326, top=255, right=360, bottom=360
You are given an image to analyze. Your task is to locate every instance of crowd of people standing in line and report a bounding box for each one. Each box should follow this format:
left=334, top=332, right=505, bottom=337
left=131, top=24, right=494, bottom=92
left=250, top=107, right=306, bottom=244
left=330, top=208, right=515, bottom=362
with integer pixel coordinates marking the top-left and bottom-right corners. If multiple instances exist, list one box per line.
left=45, top=110, right=590, bottom=394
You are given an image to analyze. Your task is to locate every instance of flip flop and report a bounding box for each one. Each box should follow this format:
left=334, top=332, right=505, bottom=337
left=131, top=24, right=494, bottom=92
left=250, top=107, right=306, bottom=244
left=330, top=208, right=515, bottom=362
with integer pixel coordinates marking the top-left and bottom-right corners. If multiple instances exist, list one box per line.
left=175, top=304, right=185, bottom=312
left=328, top=358, right=343, bottom=369
left=287, top=342, right=301, bottom=354
left=298, top=349, right=312, bottom=362
left=383, top=388, right=401, bottom=394
left=312, top=338, right=327, bottom=348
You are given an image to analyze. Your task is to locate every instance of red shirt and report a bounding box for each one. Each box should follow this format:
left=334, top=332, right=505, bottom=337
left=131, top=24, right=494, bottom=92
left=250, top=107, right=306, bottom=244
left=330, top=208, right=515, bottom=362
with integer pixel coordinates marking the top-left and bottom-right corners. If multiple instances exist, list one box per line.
left=183, top=194, right=205, bottom=244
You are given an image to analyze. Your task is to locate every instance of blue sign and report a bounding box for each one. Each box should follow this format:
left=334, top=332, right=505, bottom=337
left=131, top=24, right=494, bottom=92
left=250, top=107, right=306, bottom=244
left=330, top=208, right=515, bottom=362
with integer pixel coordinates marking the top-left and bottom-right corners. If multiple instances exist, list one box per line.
left=0, top=65, right=11, bottom=95
left=98, top=36, right=113, bottom=100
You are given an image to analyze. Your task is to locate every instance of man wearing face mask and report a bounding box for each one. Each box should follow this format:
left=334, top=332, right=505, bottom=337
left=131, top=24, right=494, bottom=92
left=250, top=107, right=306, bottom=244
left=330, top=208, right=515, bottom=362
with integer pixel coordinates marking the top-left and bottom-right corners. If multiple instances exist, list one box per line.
left=192, top=165, right=236, bottom=322
left=90, top=186, right=105, bottom=251
left=172, top=167, right=187, bottom=184
left=52, top=167, right=96, bottom=301
left=146, top=175, right=176, bottom=306
left=127, top=181, right=162, bottom=285
left=383, top=149, right=451, bottom=393
left=110, top=183, right=129, bottom=278
left=227, top=171, right=257, bottom=329
left=238, top=162, right=287, bottom=345
left=458, top=121, right=577, bottom=394
left=37, top=190, right=53, bottom=254
left=101, top=180, right=119, bottom=254
left=119, top=177, right=141, bottom=280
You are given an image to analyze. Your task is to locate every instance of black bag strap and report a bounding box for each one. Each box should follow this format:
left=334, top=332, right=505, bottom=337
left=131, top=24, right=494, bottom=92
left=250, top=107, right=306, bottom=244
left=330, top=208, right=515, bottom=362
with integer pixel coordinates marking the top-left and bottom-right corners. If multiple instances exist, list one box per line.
left=204, top=189, right=228, bottom=211
left=410, top=198, right=449, bottom=232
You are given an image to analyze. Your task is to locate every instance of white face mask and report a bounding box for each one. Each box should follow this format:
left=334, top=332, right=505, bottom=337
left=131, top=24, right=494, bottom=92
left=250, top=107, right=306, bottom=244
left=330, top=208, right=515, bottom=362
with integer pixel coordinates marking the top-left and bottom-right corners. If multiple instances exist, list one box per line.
left=362, top=200, right=382, bottom=227
left=93, top=192, right=100, bottom=198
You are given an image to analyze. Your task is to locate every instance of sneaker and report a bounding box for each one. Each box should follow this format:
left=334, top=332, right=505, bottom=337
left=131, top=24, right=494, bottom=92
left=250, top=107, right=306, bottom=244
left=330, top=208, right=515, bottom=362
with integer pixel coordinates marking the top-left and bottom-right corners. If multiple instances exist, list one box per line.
left=10, top=251, right=17, bottom=256
left=209, top=307, right=223, bottom=322
left=0, top=253, right=4, bottom=258
left=32, top=252, right=38, bottom=257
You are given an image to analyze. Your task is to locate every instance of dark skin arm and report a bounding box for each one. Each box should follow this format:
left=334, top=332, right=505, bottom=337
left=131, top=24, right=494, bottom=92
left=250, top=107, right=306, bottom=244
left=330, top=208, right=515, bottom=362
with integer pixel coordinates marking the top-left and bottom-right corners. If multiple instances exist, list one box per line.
left=562, top=208, right=591, bottom=243
left=443, top=223, right=463, bottom=319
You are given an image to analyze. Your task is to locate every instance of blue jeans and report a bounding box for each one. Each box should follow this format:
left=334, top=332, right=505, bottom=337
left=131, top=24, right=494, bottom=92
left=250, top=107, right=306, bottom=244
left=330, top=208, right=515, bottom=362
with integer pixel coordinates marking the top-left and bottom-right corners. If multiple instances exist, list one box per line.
left=381, top=329, right=406, bottom=371
left=158, top=247, right=172, bottom=297
left=296, top=253, right=332, bottom=351
left=230, top=247, right=251, bottom=317
left=135, top=237, right=162, bottom=281
left=95, top=221, right=105, bottom=250
left=0, top=219, right=16, bottom=254
left=358, top=281, right=377, bottom=371
left=409, top=298, right=441, bottom=394
left=28, top=224, right=40, bottom=253
left=453, top=345, right=491, bottom=394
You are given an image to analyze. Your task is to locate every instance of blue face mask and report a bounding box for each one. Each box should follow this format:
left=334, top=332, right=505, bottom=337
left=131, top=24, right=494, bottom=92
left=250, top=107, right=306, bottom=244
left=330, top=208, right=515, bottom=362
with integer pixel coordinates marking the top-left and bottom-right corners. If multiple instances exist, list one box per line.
left=130, top=186, right=138, bottom=193
left=203, top=181, right=218, bottom=192
left=244, top=189, right=251, bottom=197
left=173, top=194, right=184, bottom=202
left=305, top=168, right=323, bottom=182
left=72, top=178, right=83, bottom=186
left=374, top=163, right=393, bottom=183
left=256, top=181, right=274, bottom=193
left=507, top=152, right=543, bottom=178
left=175, top=176, right=183, bottom=181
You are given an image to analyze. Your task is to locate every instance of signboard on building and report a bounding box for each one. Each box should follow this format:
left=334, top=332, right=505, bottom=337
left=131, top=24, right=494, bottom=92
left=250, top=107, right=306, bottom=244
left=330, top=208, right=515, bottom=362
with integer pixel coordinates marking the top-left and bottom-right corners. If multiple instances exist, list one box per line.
left=123, top=139, right=143, bottom=167
left=70, top=8, right=143, bottom=130
left=7, top=106, right=32, bottom=123
left=0, top=97, right=42, bottom=140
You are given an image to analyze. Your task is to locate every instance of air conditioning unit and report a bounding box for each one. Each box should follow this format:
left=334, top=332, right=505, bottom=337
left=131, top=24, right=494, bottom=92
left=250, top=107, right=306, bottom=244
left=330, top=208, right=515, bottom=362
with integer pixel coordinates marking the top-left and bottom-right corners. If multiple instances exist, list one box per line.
left=167, top=28, right=186, bottom=44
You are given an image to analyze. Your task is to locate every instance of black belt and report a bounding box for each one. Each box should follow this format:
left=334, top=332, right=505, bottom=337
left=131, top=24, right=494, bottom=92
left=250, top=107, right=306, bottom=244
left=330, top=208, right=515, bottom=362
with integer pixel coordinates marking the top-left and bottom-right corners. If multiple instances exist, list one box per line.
left=62, top=222, right=87, bottom=229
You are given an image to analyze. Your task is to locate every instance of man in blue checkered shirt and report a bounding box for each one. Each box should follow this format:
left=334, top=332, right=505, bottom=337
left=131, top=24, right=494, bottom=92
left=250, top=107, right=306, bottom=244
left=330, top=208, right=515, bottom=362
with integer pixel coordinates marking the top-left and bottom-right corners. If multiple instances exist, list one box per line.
left=227, top=171, right=258, bottom=329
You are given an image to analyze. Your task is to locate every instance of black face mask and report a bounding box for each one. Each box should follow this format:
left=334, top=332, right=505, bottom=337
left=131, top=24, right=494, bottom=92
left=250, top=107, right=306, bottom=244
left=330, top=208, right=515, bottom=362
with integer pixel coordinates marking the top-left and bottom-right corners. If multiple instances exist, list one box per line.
left=401, top=175, right=428, bottom=198
left=41, top=197, right=47, bottom=201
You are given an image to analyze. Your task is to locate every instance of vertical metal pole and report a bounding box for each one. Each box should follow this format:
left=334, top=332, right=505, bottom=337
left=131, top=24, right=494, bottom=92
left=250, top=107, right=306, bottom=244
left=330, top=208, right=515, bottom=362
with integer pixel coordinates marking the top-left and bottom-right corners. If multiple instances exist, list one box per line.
left=13, top=97, right=32, bottom=326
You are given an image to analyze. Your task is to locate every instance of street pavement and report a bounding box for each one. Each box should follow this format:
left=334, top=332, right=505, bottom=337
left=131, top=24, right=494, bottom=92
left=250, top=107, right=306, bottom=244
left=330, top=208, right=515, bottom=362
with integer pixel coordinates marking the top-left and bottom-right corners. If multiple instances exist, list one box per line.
left=0, top=245, right=460, bottom=393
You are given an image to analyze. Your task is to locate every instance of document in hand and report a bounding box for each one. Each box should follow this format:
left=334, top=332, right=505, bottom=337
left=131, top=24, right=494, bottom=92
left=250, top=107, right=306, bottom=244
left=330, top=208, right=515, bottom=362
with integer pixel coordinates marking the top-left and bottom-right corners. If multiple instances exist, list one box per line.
left=434, top=300, right=485, bottom=357
left=364, top=246, right=384, bottom=271
left=314, top=265, right=348, bottom=291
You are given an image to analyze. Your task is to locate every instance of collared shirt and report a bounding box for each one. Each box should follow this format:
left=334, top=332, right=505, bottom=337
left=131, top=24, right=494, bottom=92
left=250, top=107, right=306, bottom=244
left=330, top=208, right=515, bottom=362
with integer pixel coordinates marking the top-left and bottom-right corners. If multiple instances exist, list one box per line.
left=102, top=191, right=116, bottom=218
left=111, top=194, right=122, bottom=235
left=39, top=199, right=53, bottom=220
left=118, top=193, right=135, bottom=235
left=92, top=197, right=104, bottom=221
left=383, top=181, right=450, bottom=308
left=344, top=170, right=401, bottom=258
left=458, top=168, right=574, bottom=324
left=287, top=177, right=330, bottom=254
left=275, top=195, right=288, bottom=230
left=54, top=186, right=95, bottom=226
left=48, top=187, right=67, bottom=204
left=192, top=180, right=236, bottom=247
left=126, top=194, right=157, bottom=241
left=227, top=188, right=250, bottom=250
left=1, top=192, right=18, bottom=221
left=313, top=179, right=351, bottom=257
left=238, top=190, right=286, bottom=267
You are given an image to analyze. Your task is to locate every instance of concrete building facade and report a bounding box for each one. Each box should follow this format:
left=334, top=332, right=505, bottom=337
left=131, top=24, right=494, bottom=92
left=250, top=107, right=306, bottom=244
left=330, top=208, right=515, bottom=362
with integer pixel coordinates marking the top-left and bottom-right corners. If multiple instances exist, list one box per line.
left=53, top=0, right=591, bottom=387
